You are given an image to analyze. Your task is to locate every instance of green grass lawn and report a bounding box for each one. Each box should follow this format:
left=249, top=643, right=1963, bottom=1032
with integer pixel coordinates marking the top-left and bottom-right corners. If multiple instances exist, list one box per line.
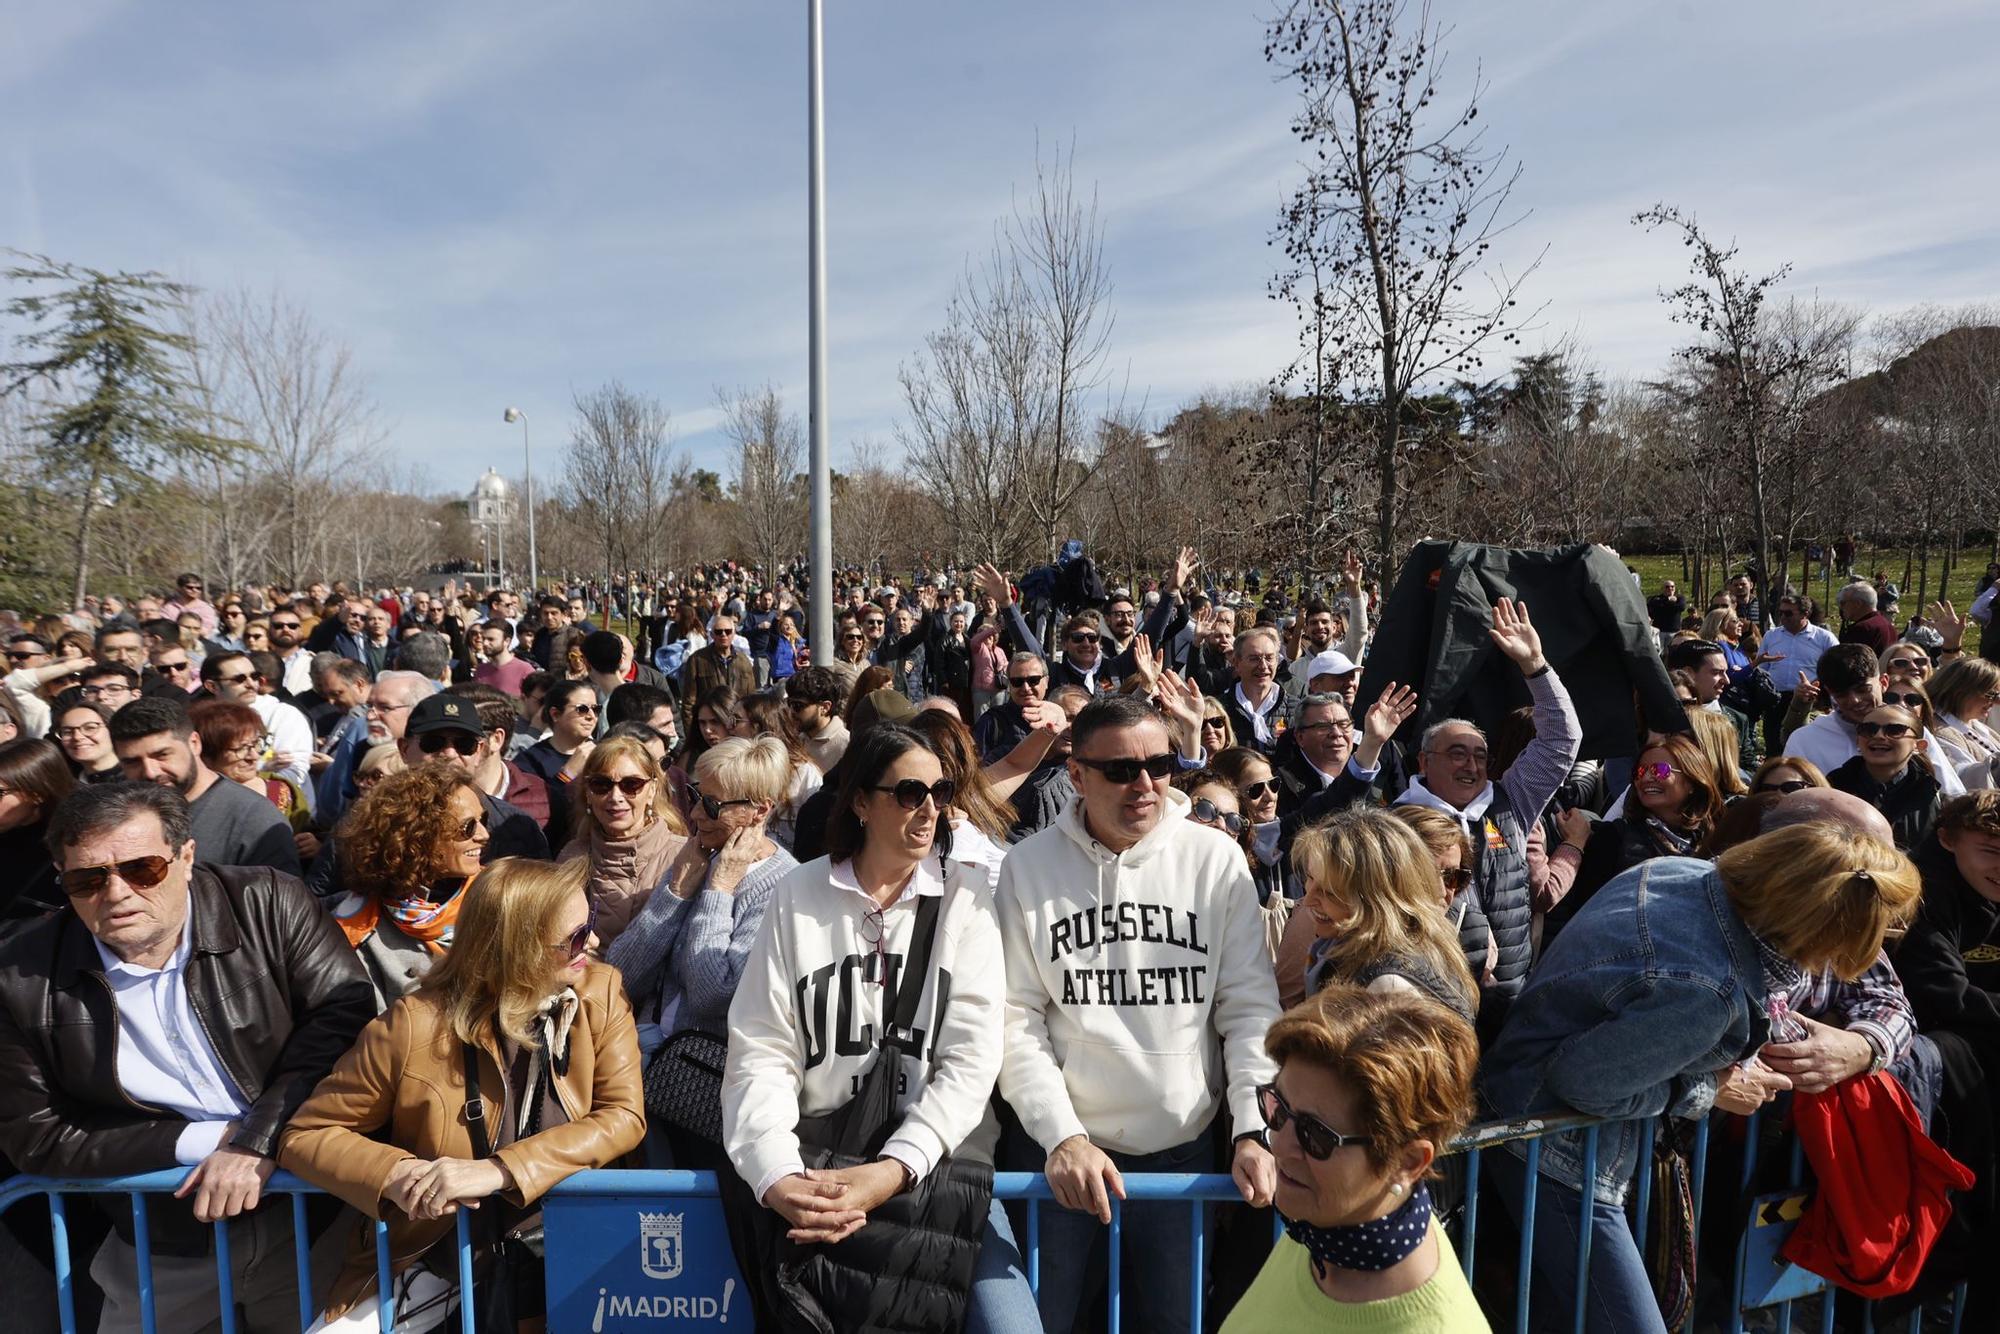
left=1624, top=547, right=1996, bottom=618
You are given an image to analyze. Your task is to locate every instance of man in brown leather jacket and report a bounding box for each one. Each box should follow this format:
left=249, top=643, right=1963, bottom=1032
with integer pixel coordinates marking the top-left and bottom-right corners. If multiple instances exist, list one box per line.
left=0, top=781, right=374, bottom=1332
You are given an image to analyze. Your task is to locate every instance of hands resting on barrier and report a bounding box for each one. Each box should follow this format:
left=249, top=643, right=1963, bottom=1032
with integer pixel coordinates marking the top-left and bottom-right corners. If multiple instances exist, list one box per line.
left=381, top=1155, right=520, bottom=1222
left=1044, top=1134, right=1277, bottom=1226
left=172, top=1122, right=275, bottom=1225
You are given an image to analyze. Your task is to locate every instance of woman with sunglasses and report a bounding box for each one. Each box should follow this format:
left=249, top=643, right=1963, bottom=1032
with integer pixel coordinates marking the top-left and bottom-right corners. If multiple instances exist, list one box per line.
left=740, top=691, right=825, bottom=852
left=608, top=738, right=795, bottom=1164
left=1177, top=766, right=1291, bottom=966
left=0, top=738, right=73, bottom=943
left=1827, top=702, right=1942, bottom=849
left=1288, top=807, right=1479, bottom=1024
left=1221, top=985, right=1486, bottom=1333
left=723, top=723, right=1030, bottom=1333
left=558, top=736, right=688, bottom=956
left=281, top=857, right=644, bottom=1332
left=1749, top=754, right=1828, bottom=797
left=1199, top=696, right=1237, bottom=756
left=907, top=707, right=1017, bottom=878
left=1546, top=734, right=1729, bottom=944
left=331, top=762, right=492, bottom=1006
left=1925, top=657, right=2000, bottom=790
left=1212, top=745, right=1285, bottom=896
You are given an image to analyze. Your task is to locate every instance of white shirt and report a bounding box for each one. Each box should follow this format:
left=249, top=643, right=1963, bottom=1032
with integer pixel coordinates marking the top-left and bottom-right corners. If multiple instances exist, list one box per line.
left=1759, top=623, right=1839, bottom=691
left=1969, top=586, right=1997, bottom=626
left=95, top=911, right=250, bottom=1165
left=250, top=693, right=317, bottom=815
left=1785, top=710, right=1969, bottom=798
left=279, top=647, right=314, bottom=698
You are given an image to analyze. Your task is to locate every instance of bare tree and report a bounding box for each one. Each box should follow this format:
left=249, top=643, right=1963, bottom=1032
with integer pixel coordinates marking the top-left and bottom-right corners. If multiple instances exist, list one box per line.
left=563, top=382, right=672, bottom=597
left=1267, top=0, right=1539, bottom=568
left=1637, top=204, right=1857, bottom=625
left=719, top=384, right=802, bottom=587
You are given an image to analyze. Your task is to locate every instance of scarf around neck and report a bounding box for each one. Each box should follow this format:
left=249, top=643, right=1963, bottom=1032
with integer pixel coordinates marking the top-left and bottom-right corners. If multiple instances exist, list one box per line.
left=1283, top=1180, right=1433, bottom=1276
left=337, top=874, right=474, bottom=954
left=1393, top=776, right=1494, bottom=829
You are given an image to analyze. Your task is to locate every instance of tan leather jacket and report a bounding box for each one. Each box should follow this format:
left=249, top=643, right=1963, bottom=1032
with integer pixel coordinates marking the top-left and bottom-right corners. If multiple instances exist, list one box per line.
left=278, top=961, right=645, bottom=1318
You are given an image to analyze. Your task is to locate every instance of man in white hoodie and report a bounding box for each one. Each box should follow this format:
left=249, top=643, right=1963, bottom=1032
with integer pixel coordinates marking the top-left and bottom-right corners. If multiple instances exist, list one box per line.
left=996, top=693, right=1281, bottom=1334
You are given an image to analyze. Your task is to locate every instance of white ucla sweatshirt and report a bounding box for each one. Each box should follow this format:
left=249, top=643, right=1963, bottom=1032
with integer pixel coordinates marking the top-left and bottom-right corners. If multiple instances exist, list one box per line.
left=997, top=787, right=1280, bottom=1156
left=723, top=853, right=1005, bottom=1204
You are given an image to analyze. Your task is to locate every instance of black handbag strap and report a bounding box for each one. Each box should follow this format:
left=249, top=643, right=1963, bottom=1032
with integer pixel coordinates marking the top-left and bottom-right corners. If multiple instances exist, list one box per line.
left=462, top=1043, right=494, bottom=1160
left=883, top=892, right=944, bottom=1051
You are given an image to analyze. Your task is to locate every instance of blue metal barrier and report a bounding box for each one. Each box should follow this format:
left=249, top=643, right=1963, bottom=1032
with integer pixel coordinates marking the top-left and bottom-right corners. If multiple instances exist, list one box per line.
left=0, top=1111, right=1971, bottom=1334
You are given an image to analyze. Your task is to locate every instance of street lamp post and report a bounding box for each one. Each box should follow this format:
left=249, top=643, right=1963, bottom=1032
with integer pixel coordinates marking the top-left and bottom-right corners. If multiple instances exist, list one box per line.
left=503, top=407, right=539, bottom=595
left=806, top=0, right=833, bottom=657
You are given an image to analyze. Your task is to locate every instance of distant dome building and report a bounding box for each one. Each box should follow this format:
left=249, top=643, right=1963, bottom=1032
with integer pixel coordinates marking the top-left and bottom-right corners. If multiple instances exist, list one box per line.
left=470, top=469, right=512, bottom=527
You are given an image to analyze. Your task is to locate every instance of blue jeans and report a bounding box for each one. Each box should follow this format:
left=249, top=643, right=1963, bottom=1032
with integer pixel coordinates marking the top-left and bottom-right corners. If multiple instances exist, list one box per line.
left=966, top=1197, right=1043, bottom=1334
left=1030, top=1133, right=1210, bottom=1334
left=1488, top=1147, right=1664, bottom=1334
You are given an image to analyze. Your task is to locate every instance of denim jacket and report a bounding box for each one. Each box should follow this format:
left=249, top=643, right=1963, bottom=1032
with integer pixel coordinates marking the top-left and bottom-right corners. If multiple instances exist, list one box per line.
left=1481, top=856, right=1769, bottom=1202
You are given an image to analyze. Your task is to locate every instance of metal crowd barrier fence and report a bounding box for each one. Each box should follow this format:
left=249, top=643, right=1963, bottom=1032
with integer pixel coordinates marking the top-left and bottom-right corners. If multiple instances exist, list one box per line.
left=0, top=1108, right=1970, bottom=1334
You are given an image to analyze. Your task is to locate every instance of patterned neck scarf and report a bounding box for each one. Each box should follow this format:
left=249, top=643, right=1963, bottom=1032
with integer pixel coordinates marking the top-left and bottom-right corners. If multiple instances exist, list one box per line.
left=1282, top=1181, right=1432, bottom=1276
left=337, top=874, right=474, bottom=955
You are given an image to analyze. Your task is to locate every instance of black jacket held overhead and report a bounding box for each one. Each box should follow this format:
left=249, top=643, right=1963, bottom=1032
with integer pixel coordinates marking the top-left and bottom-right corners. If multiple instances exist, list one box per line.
left=1357, top=541, right=1685, bottom=761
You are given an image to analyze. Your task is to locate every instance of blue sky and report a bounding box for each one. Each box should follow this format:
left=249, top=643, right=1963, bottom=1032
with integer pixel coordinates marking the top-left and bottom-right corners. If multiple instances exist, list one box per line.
left=7, top=1, right=1998, bottom=492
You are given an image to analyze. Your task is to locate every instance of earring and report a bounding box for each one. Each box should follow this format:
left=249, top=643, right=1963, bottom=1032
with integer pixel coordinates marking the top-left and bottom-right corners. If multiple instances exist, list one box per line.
left=1390, top=1183, right=1404, bottom=1195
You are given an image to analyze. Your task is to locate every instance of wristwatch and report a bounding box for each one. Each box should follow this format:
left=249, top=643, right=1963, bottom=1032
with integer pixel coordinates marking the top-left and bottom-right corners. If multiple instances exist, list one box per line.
left=1232, top=1129, right=1271, bottom=1153
left=878, top=1155, right=917, bottom=1194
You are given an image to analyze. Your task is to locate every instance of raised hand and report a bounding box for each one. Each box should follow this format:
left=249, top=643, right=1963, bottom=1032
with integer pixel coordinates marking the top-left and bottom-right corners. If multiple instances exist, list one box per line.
left=1128, top=634, right=1162, bottom=691
left=1342, top=550, right=1364, bottom=588
left=1355, top=682, right=1416, bottom=770
left=1929, top=599, right=1965, bottom=651
left=973, top=561, right=1012, bottom=607
left=1167, top=546, right=1198, bottom=597
left=1488, top=598, right=1547, bottom=675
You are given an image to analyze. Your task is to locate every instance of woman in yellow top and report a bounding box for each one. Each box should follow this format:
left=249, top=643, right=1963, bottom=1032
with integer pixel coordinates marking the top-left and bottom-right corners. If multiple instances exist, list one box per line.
left=1222, top=984, right=1490, bottom=1332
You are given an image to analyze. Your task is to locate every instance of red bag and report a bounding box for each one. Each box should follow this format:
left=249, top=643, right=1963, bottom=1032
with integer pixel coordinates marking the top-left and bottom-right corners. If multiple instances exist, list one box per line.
left=1780, top=1071, right=1974, bottom=1298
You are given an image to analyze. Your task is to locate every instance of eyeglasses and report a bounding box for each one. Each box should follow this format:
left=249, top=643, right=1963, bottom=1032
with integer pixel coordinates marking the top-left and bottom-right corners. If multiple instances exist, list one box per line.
left=1067, top=632, right=1100, bottom=645
left=1858, top=721, right=1916, bottom=739
left=1296, top=719, right=1353, bottom=735
left=1891, top=656, right=1931, bottom=670
left=1239, top=778, right=1278, bottom=801
left=217, top=672, right=255, bottom=688
left=785, top=696, right=818, bottom=712
left=1756, top=779, right=1812, bottom=795
left=586, top=774, right=652, bottom=797
left=1637, top=761, right=1679, bottom=782
left=840, top=633, right=866, bottom=643
left=552, top=903, right=598, bottom=960
left=156, top=660, right=191, bottom=674
left=563, top=703, right=599, bottom=717
left=1257, top=1082, right=1371, bottom=1161
left=1441, top=866, right=1474, bottom=893
left=451, top=813, right=490, bottom=841
left=1073, top=753, right=1178, bottom=784
left=1426, top=744, right=1490, bottom=767
left=691, top=786, right=756, bottom=820
left=1007, top=675, right=1045, bottom=690
left=1189, top=798, right=1248, bottom=836
left=871, top=778, right=956, bottom=811
left=418, top=731, right=480, bottom=756
left=859, top=902, right=889, bottom=987
left=270, top=620, right=301, bottom=631
left=60, top=854, right=175, bottom=898
left=864, top=619, right=885, bottom=628
left=1880, top=691, right=1925, bottom=709
left=367, top=699, right=414, bottom=714
left=55, top=722, right=106, bottom=741
left=81, top=682, right=132, bottom=698
left=7, top=649, right=45, bottom=662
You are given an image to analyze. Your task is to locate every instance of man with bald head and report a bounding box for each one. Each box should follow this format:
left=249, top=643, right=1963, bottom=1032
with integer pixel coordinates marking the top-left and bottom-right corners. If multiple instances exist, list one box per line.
left=1709, top=785, right=1935, bottom=1118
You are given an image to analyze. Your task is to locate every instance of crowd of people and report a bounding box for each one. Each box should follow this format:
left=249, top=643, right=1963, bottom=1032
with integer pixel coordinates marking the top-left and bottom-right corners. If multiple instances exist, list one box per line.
left=0, top=548, right=1997, bottom=1333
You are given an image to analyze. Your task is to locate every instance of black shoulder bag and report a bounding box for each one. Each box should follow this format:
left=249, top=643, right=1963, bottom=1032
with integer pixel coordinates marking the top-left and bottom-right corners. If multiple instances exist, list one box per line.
left=722, top=890, right=995, bottom=1334
left=460, top=1044, right=548, bottom=1334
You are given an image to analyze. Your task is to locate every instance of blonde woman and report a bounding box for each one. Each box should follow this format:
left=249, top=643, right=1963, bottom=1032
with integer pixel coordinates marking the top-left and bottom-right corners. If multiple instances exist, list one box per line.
left=1287, top=806, right=1478, bottom=1024
left=1485, top=822, right=1920, bottom=1333
left=559, top=736, right=688, bottom=955
left=280, top=857, right=645, bottom=1331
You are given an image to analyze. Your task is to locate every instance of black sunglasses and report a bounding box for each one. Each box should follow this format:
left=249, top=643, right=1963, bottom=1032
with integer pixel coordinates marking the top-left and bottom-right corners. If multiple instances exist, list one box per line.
left=1007, top=676, right=1045, bottom=689
left=1756, top=779, right=1812, bottom=795
left=1189, top=798, right=1248, bottom=836
left=418, top=731, right=481, bottom=755
left=1239, top=778, right=1278, bottom=801
left=1067, top=632, right=1100, bottom=645
left=452, top=813, right=490, bottom=841
left=61, top=854, right=175, bottom=898
left=871, top=778, right=956, bottom=811
left=1857, top=721, right=1915, bottom=739
left=1441, top=866, right=1475, bottom=892
left=1073, top=753, right=1178, bottom=784
left=691, top=786, right=756, bottom=820
left=1880, top=691, right=1925, bottom=709
left=1258, top=1082, right=1371, bottom=1161
left=586, top=774, right=652, bottom=797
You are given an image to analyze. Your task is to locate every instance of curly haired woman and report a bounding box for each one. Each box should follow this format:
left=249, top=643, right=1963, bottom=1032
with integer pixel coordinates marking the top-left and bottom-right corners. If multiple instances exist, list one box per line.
left=332, top=761, right=492, bottom=1007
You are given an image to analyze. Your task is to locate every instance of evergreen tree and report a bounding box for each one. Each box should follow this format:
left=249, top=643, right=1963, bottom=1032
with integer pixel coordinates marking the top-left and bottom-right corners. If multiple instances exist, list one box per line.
left=1, top=253, right=247, bottom=605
